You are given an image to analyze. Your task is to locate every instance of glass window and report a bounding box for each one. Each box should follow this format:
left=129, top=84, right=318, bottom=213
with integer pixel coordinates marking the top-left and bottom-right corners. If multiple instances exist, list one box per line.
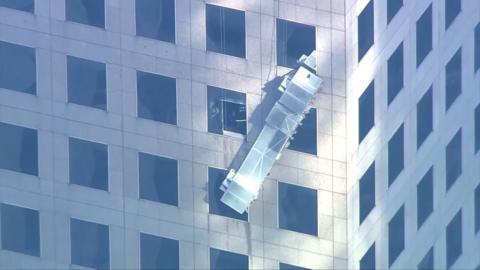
left=417, top=167, right=433, bottom=229
left=0, top=203, right=39, bottom=257
left=207, top=86, right=246, bottom=136
left=288, top=108, right=317, bottom=155
left=360, top=243, right=375, bottom=270
left=140, top=233, right=179, bottom=270
left=276, top=19, right=316, bottom=68
left=446, top=210, right=462, bottom=270
left=387, top=42, right=404, bottom=105
left=358, top=0, right=374, bottom=61
left=69, top=137, right=108, bottom=191
left=446, top=129, right=462, bottom=191
left=206, top=4, right=245, bottom=58
left=388, top=205, right=404, bottom=267
left=279, top=263, right=309, bottom=270
left=445, top=0, right=461, bottom=30
left=475, top=184, right=479, bottom=234
left=135, top=0, right=175, bottom=43
left=416, top=4, right=432, bottom=67
left=0, top=41, right=36, bottom=95
left=445, top=48, right=462, bottom=111
left=387, top=0, right=402, bottom=24
left=388, top=124, right=404, bottom=186
left=475, top=23, right=480, bottom=73
left=0, top=122, right=38, bottom=176
left=278, top=182, right=317, bottom=236
left=138, top=152, right=178, bottom=206
left=0, top=0, right=34, bottom=13
left=417, top=87, right=433, bottom=149
left=360, top=162, right=375, bottom=224
left=208, top=167, right=248, bottom=221
left=475, top=104, right=480, bottom=154
left=137, top=71, right=177, bottom=125
left=418, top=248, right=434, bottom=270
left=70, top=218, right=109, bottom=269
left=66, top=0, right=105, bottom=28
left=67, top=56, right=107, bottom=110
left=210, top=248, right=248, bottom=270
left=359, top=81, right=375, bottom=143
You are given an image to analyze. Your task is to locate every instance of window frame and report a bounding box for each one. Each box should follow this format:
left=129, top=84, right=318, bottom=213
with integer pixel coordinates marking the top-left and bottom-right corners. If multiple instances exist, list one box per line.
left=357, top=0, right=374, bottom=62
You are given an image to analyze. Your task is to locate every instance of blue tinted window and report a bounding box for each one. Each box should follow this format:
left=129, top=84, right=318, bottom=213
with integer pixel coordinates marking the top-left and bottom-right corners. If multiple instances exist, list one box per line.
left=66, top=0, right=105, bottom=28
left=446, top=210, right=462, bottom=269
left=418, top=248, right=433, bottom=270
left=207, top=86, right=246, bottom=136
left=139, top=152, right=178, bottom=206
left=210, top=248, right=248, bottom=270
left=140, top=233, right=179, bottom=270
left=358, top=0, right=374, bottom=61
left=360, top=162, right=375, bottom=224
left=388, top=205, right=404, bottom=266
left=67, top=56, right=107, bottom=110
left=137, top=71, right=177, bottom=125
left=136, top=0, right=175, bottom=43
left=208, top=167, right=247, bottom=221
left=359, top=81, right=375, bottom=143
left=475, top=104, right=480, bottom=154
left=445, top=0, right=461, bottom=30
left=0, top=122, right=38, bottom=176
left=360, top=243, right=375, bottom=270
left=475, top=23, right=480, bottom=73
left=475, top=184, right=479, bottom=234
left=0, top=41, right=36, bottom=95
left=70, top=218, right=109, bottom=269
left=388, top=124, right=404, bottom=186
left=446, top=129, right=462, bottom=191
left=1, top=203, right=39, bottom=257
left=445, top=48, right=462, bottom=111
left=417, top=167, right=433, bottom=229
left=288, top=108, right=317, bottom=155
left=416, top=5, right=432, bottom=67
left=206, top=4, right=245, bottom=58
left=387, top=43, right=404, bottom=105
left=417, top=87, right=433, bottom=148
left=277, top=19, right=316, bottom=68
left=69, top=137, right=108, bottom=191
left=278, top=182, right=317, bottom=236
left=0, top=0, right=33, bottom=13
left=280, top=263, right=309, bottom=270
left=387, top=0, right=402, bottom=23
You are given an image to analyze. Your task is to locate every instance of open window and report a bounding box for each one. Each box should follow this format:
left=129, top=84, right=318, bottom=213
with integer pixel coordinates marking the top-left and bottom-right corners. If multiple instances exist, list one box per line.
left=207, top=86, right=246, bottom=136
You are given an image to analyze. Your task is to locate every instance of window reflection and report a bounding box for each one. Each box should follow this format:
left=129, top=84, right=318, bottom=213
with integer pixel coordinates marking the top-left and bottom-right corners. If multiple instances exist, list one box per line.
left=1, top=203, right=40, bottom=257
left=70, top=218, right=110, bottom=269
left=140, top=233, right=179, bottom=270
left=278, top=182, right=317, bottom=236
left=66, top=0, right=105, bottom=28
left=210, top=248, right=248, bottom=270
left=139, top=152, right=178, bottom=206
left=69, top=137, right=108, bottom=191
left=0, top=122, right=38, bottom=176
left=135, top=0, right=175, bottom=43
left=0, top=41, right=36, bottom=95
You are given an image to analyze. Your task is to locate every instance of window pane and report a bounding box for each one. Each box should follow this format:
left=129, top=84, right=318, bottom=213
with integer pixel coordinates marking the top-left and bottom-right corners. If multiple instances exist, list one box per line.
left=475, top=104, right=480, bottom=154
left=210, top=248, right=248, bottom=270
left=418, top=248, right=433, bottom=270
left=139, top=152, right=178, bottom=206
left=0, top=0, right=34, bottom=13
left=280, top=263, right=310, bottom=270
left=222, top=101, right=246, bottom=134
left=446, top=129, right=462, bottom=191
left=288, top=108, right=317, bottom=155
left=417, top=87, right=433, bottom=148
left=475, top=184, right=479, bottom=234
left=358, top=0, right=374, bottom=61
left=446, top=210, right=462, bottom=269
left=69, top=137, right=108, bottom=191
left=70, top=218, right=109, bottom=269
left=276, top=19, right=316, bottom=68
left=417, top=167, right=433, bottom=229
left=359, top=81, right=375, bottom=143
left=206, top=5, right=222, bottom=54
left=278, top=182, right=317, bottom=236
left=137, top=71, right=177, bottom=125
left=135, top=0, right=175, bottom=43
left=207, top=86, right=247, bottom=136
left=388, top=206, right=404, bottom=266
left=416, top=5, right=432, bottom=67
left=0, top=41, right=36, bottom=94
left=1, top=203, right=39, bottom=257
left=387, top=43, right=404, bottom=105
left=66, top=0, right=105, bottom=28
left=360, top=162, right=375, bottom=224
left=140, top=233, right=179, bottom=270
left=0, top=122, right=38, bottom=176
left=388, top=124, right=404, bottom=186
left=360, top=243, right=375, bottom=270
left=387, top=0, right=402, bottom=23
left=475, top=23, right=480, bottom=73
left=208, top=167, right=248, bottom=221
left=445, top=0, right=461, bottom=30
left=445, top=48, right=462, bottom=111
left=67, top=56, right=107, bottom=110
